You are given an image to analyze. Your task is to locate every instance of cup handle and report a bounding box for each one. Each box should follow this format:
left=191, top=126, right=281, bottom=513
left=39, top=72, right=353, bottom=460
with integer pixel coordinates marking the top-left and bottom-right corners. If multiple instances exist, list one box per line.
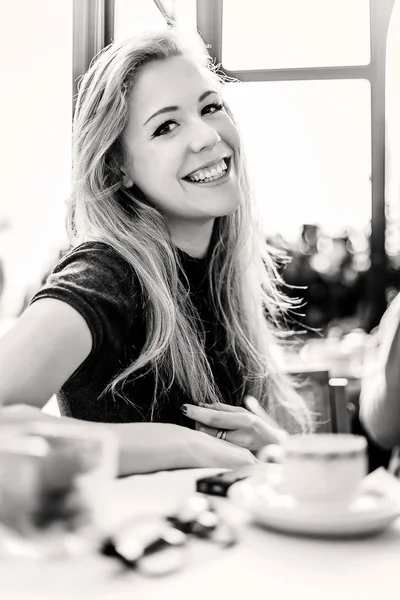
left=257, top=443, right=285, bottom=464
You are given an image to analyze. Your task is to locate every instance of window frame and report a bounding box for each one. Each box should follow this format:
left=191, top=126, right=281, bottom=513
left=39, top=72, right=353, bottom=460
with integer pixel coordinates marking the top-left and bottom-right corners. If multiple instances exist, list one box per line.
left=72, top=0, right=114, bottom=108
left=197, top=0, right=395, bottom=328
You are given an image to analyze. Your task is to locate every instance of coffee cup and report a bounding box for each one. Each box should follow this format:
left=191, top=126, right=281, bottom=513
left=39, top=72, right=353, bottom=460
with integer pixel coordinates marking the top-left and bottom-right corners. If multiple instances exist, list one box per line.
left=258, top=434, right=367, bottom=506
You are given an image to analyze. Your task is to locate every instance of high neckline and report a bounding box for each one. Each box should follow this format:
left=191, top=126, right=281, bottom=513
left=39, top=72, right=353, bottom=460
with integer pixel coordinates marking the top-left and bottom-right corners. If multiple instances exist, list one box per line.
left=176, top=247, right=208, bottom=263
left=176, top=247, right=209, bottom=292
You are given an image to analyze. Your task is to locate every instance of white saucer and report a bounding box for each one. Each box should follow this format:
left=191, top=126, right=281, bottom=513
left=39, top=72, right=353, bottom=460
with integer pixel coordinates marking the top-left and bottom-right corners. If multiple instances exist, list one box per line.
left=228, top=476, right=400, bottom=538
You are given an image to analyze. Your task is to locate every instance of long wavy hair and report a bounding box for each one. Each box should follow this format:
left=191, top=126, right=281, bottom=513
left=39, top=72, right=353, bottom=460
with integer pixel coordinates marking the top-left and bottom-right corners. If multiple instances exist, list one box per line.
left=70, top=29, right=313, bottom=432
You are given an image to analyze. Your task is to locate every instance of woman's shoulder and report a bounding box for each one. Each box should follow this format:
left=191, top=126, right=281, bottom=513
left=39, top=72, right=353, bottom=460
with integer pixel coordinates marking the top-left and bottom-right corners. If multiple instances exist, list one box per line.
left=31, top=240, right=140, bottom=338
left=54, top=241, right=134, bottom=281
left=36, top=240, right=140, bottom=307
left=60, top=240, right=129, bottom=265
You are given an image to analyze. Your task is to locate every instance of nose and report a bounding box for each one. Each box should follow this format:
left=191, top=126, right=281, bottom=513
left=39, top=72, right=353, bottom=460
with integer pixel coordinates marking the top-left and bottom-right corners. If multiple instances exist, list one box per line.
left=188, top=119, right=221, bottom=154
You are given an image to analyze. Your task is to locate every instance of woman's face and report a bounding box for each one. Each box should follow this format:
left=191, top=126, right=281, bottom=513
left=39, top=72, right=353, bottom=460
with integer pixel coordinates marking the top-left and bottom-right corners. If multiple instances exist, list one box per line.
left=122, top=55, right=241, bottom=226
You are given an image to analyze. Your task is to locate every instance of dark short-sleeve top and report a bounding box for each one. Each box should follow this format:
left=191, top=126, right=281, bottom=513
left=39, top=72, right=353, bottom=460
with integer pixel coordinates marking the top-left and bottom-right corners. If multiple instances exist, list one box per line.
left=30, top=242, right=242, bottom=426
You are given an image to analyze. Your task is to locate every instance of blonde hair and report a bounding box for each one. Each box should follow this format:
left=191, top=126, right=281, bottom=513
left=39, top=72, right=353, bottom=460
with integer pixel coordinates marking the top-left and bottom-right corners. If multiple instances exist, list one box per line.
left=70, top=29, right=313, bottom=432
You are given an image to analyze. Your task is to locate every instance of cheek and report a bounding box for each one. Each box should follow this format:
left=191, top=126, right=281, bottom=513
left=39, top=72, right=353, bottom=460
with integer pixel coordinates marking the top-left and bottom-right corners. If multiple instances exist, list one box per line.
left=137, top=145, right=180, bottom=179
left=226, top=123, right=241, bottom=152
left=131, top=153, right=165, bottom=190
left=220, top=114, right=241, bottom=151
left=132, top=153, right=183, bottom=205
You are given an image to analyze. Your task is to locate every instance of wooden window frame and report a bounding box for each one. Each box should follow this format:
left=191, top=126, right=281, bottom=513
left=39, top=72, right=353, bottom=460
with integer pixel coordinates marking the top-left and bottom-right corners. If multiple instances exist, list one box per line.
left=72, top=0, right=114, bottom=108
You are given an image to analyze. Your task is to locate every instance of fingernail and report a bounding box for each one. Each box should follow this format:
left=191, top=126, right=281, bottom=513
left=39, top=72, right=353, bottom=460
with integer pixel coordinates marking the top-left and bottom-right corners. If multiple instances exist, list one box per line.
left=180, top=405, right=188, bottom=415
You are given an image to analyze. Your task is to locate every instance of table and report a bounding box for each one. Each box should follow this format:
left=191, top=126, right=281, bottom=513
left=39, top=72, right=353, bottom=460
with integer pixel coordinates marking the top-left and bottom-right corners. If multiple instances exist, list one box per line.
left=1, top=468, right=399, bottom=600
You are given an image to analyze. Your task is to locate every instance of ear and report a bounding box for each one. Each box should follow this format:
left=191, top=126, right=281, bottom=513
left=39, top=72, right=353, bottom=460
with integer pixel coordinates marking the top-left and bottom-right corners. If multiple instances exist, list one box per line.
left=120, top=166, right=134, bottom=189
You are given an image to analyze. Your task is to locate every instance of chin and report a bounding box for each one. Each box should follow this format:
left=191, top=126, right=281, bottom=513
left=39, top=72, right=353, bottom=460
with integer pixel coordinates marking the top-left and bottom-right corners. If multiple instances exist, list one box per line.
left=212, top=196, right=242, bottom=217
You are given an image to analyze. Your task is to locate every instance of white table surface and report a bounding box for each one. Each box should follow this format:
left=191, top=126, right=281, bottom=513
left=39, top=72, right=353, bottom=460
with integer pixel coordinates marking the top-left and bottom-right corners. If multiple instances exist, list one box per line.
left=1, top=467, right=399, bottom=600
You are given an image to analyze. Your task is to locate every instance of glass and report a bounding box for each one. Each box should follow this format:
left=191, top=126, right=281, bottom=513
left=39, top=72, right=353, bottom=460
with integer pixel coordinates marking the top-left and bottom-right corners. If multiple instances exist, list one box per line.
left=114, top=0, right=197, bottom=40
left=222, top=0, right=370, bottom=70
left=0, top=422, right=118, bottom=559
left=224, top=79, right=371, bottom=240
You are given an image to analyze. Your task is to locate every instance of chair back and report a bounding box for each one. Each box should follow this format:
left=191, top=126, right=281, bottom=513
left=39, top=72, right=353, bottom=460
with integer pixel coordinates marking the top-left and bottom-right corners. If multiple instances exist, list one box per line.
left=291, top=369, right=350, bottom=433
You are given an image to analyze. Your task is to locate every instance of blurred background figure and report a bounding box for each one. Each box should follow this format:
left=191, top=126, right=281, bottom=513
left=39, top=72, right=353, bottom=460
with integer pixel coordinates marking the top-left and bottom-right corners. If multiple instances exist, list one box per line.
left=272, top=224, right=369, bottom=334
left=360, top=293, right=400, bottom=450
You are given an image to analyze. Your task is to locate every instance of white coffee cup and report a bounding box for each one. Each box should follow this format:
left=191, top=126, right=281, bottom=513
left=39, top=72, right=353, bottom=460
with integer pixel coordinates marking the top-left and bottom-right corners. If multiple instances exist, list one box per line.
left=259, top=434, right=368, bottom=506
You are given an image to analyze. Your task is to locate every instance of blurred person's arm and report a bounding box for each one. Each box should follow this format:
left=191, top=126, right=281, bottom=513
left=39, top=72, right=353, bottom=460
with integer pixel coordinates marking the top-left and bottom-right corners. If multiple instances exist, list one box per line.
left=360, top=294, right=400, bottom=448
left=0, top=299, right=256, bottom=475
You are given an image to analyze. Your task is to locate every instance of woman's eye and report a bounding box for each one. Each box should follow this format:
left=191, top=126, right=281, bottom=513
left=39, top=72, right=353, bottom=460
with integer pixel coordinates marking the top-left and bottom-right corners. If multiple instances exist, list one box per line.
left=202, top=102, right=224, bottom=116
left=152, top=120, right=179, bottom=138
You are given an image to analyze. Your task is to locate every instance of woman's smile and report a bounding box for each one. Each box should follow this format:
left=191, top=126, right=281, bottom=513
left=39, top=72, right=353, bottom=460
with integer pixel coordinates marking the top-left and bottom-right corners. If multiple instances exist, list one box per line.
left=182, top=156, right=233, bottom=187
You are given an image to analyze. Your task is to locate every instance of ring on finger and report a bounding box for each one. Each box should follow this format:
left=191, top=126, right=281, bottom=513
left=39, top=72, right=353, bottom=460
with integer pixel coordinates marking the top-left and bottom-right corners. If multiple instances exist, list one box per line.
left=216, top=429, right=227, bottom=441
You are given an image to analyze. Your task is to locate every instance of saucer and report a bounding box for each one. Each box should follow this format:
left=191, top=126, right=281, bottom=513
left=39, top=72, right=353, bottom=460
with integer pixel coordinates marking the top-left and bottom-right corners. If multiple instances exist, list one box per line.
left=228, top=476, right=400, bottom=538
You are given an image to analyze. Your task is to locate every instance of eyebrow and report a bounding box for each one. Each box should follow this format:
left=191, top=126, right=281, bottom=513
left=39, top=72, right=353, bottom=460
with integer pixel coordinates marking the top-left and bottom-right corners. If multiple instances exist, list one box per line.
left=143, top=90, right=218, bottom=126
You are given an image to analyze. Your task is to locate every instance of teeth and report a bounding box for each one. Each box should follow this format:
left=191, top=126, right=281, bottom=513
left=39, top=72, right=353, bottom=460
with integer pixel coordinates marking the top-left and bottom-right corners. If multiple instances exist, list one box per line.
left=187, top=158, right=228, bottom=183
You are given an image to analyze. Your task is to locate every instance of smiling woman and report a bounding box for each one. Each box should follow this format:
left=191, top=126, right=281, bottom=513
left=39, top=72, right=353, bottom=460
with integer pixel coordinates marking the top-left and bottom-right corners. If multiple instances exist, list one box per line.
left=0, top=28, right=313, bottom=476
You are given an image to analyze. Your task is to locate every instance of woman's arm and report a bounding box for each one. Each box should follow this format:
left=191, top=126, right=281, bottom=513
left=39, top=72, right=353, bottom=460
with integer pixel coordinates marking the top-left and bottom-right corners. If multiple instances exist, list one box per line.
left=0, top=404, right=256, bottom=475
left=0, top=300, right=255, bottom=474
left=360, top=295, right=400, bottom=448
left=0, top=298, right=92, bottom=407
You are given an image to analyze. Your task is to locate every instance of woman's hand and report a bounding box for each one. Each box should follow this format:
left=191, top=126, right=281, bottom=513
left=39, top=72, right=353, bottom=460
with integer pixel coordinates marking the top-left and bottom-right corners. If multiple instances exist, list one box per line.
left=181, top=396, right=288, bottom=452
left=185, top=427, right=259, bottom=469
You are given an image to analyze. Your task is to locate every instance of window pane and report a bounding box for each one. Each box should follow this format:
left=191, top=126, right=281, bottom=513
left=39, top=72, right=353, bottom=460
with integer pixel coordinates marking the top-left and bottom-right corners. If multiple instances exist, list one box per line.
left=224, top=80, right=371, bottom=240
left=222, top=0, right=370, bottom=70
left=0, top=0, right=72, bottom=317
left=115, top=0, right=197, bottom=40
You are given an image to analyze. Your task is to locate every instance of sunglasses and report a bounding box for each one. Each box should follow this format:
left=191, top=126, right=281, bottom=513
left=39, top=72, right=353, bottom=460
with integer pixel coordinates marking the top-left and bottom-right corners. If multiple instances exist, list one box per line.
left=100, top=493, right=237, bottom=576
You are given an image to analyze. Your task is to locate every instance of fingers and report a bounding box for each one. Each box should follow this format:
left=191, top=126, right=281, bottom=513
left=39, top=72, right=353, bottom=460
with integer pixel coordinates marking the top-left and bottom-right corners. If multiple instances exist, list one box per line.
left=199, top=402, right=247, bottom=413
left=197, top=422, right=250, bottom=449
left=195, top=422, right=219, bottom=437
left=244, top=396, right=288, bottom=444
left=182, top=404, right=251, bottom=430
left=196, top=421, right=243, bottom=447
left=244, top=396, right=277, bottom=427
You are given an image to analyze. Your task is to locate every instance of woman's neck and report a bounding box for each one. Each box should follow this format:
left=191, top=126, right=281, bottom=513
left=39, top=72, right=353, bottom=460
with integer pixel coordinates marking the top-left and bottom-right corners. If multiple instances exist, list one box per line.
left=170, top=219, right=215, bottom=259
